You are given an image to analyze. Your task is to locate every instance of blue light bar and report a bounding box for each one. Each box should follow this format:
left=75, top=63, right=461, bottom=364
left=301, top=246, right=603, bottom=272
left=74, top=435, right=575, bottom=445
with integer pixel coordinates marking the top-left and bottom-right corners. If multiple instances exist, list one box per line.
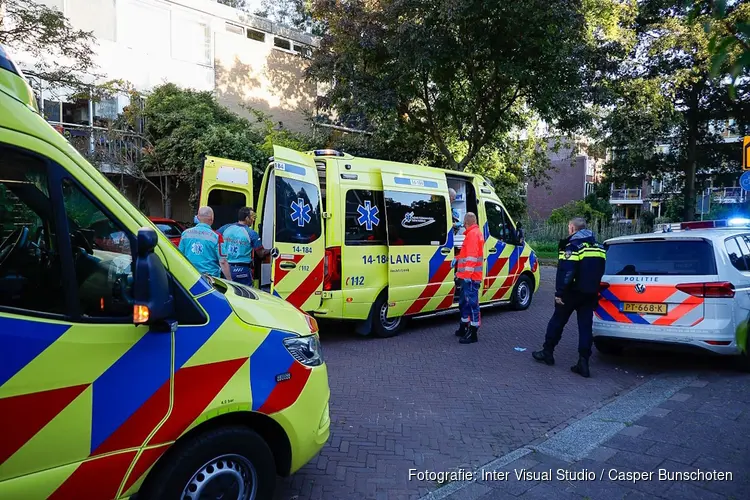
left=313, top=149, right=344, bottom=157
left=728, top=217, right=750, bottom=226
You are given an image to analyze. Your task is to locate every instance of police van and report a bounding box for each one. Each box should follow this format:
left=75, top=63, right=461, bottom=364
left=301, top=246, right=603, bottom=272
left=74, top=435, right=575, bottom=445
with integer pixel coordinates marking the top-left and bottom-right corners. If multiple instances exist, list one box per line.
left=0, top=46, right=329, bottom=499
left=200, top=147, right=541, bottom=337
left=594, top=219, right=750, bottom=370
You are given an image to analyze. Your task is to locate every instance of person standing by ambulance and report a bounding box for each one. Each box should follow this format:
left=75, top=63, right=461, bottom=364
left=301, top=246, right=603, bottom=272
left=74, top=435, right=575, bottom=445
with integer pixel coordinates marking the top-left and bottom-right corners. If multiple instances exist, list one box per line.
left=449, top=188, right=464, bottom=235
left=179, top=206, right=231, bottom=280
left=453, top=212, right=485, bottom=344
left=217, top=207, right=269, bottom=286
left=532, top=217, right=606, bottom=378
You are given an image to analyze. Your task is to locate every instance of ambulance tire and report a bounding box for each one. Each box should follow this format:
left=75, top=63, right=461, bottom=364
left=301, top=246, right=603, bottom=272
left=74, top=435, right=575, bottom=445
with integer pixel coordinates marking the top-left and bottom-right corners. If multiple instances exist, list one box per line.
left=139, top=426, right=276, bottom=500
left=373, top=295, right=404, bottom=338
left=510, top=274, right=534, bottom=311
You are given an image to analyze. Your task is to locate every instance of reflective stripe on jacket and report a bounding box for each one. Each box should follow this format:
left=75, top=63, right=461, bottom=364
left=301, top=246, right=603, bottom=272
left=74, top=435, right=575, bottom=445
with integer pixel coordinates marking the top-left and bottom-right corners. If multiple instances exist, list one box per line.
left=555, top=229, right=606, bottom=297
left=456, top=224, right=485, bottom=281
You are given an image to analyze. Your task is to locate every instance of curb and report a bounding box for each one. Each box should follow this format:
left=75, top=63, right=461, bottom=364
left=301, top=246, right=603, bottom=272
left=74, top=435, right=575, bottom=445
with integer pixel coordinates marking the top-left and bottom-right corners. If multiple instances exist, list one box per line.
left=419, top=374, right=697, bottom=500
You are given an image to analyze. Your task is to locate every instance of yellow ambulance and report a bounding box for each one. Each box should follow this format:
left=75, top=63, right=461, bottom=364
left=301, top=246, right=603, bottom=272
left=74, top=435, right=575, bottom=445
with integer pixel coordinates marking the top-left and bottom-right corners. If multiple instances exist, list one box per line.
left=0, top=46, right=329, bottom=499
left=201, top=147, right=541, bottom=338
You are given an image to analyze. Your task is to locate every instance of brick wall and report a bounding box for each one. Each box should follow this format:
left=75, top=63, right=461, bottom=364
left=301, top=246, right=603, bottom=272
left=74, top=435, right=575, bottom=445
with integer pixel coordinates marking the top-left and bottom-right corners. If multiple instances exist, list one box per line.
left=526, top=155, right=586, bottom=220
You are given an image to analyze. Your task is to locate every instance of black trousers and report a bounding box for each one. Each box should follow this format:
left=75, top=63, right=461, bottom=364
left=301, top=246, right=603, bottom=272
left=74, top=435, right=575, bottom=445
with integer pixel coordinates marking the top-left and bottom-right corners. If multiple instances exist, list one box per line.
left=544, top=293, right=598, bottom=358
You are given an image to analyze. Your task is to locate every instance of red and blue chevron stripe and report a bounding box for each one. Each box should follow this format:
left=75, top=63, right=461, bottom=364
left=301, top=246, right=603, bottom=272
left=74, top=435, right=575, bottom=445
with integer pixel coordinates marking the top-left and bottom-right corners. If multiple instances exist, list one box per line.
left=404, top=231, right=455, bottom=315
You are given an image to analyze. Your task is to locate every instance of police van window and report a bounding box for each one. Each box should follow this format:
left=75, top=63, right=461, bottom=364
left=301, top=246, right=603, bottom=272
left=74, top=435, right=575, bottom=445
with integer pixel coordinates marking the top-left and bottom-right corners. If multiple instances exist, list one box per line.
left=605, top=240, right=717, bottom=276
left=0, top=147, right=66, bottom=315
left=735, top=236, right=750, bottom=270
left=345, top=189, right=386, bottom=246
left=726, top=236, right=750, bottom=271
left=275, top=176, right=322, bottom=244
left=484, top=202, right=513, bottom=241
left=62, top=179, right=134, bottom=318
left=384, top=191, right=447, bottom=246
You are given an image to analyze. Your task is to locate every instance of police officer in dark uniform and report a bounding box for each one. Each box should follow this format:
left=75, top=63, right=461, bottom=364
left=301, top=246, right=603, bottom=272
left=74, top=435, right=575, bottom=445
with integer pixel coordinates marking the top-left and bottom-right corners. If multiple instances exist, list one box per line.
left=532, top=217, right=606, bottom=378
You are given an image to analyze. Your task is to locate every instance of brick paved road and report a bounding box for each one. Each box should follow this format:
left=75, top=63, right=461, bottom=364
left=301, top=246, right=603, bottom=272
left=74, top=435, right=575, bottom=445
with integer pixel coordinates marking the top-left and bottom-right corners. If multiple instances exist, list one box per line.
left=463, top=373, right=750, bottom=499
left=275, top=267, right=737, bottom=500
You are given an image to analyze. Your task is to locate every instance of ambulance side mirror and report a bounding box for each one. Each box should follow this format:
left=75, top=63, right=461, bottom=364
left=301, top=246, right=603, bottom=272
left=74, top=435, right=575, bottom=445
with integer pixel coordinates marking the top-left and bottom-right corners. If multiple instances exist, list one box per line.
left=133, top=227, right=175, bottom=330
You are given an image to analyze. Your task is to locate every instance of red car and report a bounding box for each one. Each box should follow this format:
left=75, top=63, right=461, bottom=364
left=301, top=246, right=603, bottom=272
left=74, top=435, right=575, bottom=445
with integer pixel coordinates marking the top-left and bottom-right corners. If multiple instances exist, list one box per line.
left=149, top=217, right=186, bottom=246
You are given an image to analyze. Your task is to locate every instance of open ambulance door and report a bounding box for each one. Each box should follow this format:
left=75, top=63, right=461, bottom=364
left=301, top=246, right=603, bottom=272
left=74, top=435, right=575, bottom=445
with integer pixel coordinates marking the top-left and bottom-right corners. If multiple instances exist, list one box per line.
left=380, top=167, right=454, bottom=320
left=199, top=156, right=254, bottom=230
left=258, top=146, right=324, bottom=311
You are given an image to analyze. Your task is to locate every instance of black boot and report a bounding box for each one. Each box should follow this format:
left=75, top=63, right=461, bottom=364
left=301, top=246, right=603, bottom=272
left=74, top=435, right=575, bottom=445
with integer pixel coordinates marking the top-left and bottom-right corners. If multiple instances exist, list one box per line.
left=459, top=326, right=478, bottom=344
left=455, top=323, right=468, bottom=337
left=571, top=356, right=590, bottom=378
left=532, top=350, right=555, bottom=366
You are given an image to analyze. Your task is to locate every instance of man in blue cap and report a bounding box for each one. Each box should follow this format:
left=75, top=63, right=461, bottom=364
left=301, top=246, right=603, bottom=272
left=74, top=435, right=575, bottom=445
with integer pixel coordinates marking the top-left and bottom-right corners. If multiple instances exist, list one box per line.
left=179, top=206, right=231, bottom=279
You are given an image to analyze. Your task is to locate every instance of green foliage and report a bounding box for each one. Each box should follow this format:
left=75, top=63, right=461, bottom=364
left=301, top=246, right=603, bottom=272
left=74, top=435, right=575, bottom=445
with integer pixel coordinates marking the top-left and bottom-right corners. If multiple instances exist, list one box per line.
left=585, top=189, right=614, bottom=221
left=0, top=0, right=98, bottom=88
left=309, top=0, right=632, bottom=173
left=549, top=200, right=605, bottom=224
left=599, top=1, right=749, bottom=221
left=639, top=210, right=657, bottom=231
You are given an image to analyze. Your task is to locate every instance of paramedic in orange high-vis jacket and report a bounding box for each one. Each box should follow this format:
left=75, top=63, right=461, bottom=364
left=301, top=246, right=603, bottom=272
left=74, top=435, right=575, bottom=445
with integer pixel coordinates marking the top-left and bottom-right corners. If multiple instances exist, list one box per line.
left=453, top=212, right=485, bottom=344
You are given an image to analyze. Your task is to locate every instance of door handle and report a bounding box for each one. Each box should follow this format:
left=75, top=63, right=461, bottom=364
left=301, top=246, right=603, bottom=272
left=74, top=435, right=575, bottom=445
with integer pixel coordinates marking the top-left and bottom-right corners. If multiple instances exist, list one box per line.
left=488, top=248, right=497, bottom=254
left=279, top=261, right=297, bottom=270
left=440, top=247, right=452, bottom=255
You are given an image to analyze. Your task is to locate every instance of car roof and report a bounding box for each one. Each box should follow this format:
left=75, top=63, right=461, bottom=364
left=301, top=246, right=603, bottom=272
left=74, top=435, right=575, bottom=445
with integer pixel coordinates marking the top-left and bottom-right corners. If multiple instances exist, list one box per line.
left=605, top=228, right=750, bottom=244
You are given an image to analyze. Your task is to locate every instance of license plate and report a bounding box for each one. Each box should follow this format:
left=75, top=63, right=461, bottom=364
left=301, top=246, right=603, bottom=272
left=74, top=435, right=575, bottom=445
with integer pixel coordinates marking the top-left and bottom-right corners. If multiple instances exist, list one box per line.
left=622, top=302, right=668, bottom=315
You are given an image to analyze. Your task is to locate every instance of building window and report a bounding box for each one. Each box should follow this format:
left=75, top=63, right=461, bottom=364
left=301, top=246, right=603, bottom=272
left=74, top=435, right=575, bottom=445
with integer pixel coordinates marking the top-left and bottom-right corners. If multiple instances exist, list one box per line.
left=293, top=44, right=312, bottom=58
left=44, top=100, right=62, bottom=122
left=247, top=29, right=266, bottom=43
left=171, top=13, right=211, bottom=66
left=274, top=37, right=292, bottom=51
left=226, top=22, right=244, bottom=36
left=122, top=0, right=170, bottom=57
left=69, top=0, right=116, bottom=42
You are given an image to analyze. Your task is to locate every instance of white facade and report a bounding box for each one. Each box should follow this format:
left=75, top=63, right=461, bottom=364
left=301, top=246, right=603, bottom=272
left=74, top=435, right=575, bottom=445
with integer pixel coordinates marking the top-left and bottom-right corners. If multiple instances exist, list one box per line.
left=15, top=0, right=316, bottom=128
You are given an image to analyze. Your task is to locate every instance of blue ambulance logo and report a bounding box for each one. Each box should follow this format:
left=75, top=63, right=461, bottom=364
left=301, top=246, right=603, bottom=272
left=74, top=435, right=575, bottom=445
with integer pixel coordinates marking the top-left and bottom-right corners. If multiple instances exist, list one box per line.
left=290, top=198, right=312, bottom=227
left=357, top=200, right=380, bottom=231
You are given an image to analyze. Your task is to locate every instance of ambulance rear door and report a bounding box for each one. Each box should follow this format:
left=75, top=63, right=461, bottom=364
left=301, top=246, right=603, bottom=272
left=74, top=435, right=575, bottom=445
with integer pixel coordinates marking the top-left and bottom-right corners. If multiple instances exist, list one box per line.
left=380, top=167, right=454, bottom=318
left=264, top=146, right=325, bottom=311
left=199, top=156, right=254, bottom=230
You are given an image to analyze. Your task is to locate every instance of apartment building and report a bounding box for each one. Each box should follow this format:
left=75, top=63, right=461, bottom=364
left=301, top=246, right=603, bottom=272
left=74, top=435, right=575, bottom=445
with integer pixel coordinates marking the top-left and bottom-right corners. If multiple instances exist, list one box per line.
left=525, top=138, right=604, bottom=219
left=12, top=0, right=319, bottom=220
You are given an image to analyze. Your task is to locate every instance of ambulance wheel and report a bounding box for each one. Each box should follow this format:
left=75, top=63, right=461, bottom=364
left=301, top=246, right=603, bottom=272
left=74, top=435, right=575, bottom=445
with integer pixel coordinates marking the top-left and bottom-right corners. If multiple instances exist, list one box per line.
left=373, top=296, right=404, bottom=338
left=139, top=426, right=275, bottom=500
left=511, top=275, right=534, bottom=311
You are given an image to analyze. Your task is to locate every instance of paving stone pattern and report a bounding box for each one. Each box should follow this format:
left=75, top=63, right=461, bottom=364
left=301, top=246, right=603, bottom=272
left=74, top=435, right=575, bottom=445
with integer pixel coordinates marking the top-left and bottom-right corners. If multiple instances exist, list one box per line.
left=274, top=267, right=737, bottom=499
left=459, top=373, right=750, bottom=500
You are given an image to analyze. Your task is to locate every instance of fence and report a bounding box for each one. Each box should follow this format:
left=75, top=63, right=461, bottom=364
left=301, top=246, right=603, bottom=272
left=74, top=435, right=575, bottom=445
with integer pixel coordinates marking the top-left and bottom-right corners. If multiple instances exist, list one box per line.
left=522, top=218, right=647, bottom=245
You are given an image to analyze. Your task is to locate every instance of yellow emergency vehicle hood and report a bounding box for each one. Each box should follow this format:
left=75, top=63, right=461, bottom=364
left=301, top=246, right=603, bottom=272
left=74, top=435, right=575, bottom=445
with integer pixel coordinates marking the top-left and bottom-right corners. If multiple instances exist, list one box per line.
left=214, top=279, right=317, bottom=335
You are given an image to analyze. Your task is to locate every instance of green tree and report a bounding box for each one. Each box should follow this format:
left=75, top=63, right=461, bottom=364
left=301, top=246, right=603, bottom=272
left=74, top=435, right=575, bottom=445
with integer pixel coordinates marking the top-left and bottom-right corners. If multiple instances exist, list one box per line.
left=549, top=200, right=605, bottom=224
left=309, top=0, right=633, bottom=172
left=0, top=0, right=98, bottom=87
left=256, top=0, right=322, bottom=35
left=600, top=1, right=749, bottom=221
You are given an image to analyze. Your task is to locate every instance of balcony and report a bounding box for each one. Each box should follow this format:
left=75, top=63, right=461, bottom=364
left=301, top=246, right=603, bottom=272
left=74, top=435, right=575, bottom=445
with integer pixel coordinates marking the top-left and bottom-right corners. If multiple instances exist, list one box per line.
left=711, top=187, right=746, bottom=204
left=610, top=188, right=643, bottom=205
left=49, top=122, right=146, bottom=174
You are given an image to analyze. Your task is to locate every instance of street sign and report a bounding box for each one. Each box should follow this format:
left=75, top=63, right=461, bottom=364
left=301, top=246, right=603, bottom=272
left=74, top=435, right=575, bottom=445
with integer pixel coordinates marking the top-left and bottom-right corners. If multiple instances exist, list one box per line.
left=741, top=171, right=750, bottom=191
left=744, top=136, right=750, bottom=170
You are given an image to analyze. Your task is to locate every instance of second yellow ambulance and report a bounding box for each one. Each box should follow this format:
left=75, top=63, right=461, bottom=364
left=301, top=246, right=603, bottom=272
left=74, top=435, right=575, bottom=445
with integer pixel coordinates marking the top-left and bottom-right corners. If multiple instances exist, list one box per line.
left=200, top=147, right=541, bottom=337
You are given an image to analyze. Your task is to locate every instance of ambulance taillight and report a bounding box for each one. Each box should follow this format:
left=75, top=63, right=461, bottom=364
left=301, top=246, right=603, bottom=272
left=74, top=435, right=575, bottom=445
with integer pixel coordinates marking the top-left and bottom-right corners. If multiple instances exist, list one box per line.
left=324, top=246, right=342, bottom=291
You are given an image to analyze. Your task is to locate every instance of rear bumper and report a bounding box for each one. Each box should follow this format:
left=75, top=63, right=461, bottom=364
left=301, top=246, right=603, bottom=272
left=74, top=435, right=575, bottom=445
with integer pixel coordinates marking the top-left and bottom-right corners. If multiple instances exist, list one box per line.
left=593, top=321, right=741, bottom=355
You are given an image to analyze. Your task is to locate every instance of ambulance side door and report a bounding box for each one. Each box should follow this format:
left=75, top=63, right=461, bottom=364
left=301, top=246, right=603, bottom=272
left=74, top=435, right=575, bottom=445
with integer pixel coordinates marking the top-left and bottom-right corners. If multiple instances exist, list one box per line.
left=0, top=142, right=169, bottom=499
left=380, top=168, right=454, bottom=318
left=267, top=146, right=325, bottom=311
left=481, top=199, right=518, bottom=303
left=199, top=156, right=254, bottom=230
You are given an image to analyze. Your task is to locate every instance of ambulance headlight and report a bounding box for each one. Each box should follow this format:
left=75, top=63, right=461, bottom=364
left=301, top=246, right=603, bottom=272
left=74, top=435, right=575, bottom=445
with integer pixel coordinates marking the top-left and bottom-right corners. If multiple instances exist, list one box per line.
left=283, top=335, right=324, bottom=367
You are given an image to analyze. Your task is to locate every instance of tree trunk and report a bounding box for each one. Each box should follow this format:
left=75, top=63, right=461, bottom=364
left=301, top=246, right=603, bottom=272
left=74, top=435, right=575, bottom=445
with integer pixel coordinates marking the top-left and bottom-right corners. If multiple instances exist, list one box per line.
left=683, top=84, right=701, bottom=222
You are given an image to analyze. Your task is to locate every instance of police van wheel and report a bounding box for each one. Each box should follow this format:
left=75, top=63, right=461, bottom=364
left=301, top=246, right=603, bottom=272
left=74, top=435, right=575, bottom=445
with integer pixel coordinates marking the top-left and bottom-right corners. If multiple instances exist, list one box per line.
left=511, top=275, right=534, bottom=311
left=139, top=426, right=275, bottom=500
left=373, top=296, right=404, bottom=338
